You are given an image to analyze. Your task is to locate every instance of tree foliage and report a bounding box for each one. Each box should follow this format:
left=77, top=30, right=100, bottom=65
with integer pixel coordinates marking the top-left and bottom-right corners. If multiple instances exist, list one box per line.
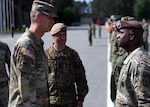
left=42, top=0, right=150, bottom=24
left=91, top=0, right=150, bottom=21
left=134, top=0, right=150, bottom=20
left=116, top=0, right=135, bottom=16
left=91, top=0, right=117, bottom=22
left=52, top=0, right=74, bottom=24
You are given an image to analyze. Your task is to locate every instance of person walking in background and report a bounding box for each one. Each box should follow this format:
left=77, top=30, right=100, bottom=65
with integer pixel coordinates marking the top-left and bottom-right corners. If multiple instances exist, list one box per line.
left=45, top=23, right=89, bottom=107
left=142, top=18, right=149, bottom=51
left=8, top=0, right=57, bottom=107
left=11, top=24, right=14, bottom=38
left=88, top=23, right=93, bottom=46
left=0, top=41, right=11, bottom=107
left=92, top=23, right=96, bottom=38
left=115, top=19, right=150, bottom=107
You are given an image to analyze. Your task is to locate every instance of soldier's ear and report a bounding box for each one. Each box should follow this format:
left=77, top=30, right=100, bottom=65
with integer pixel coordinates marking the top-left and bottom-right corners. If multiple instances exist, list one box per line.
left=129, top=30, right=135, bottom=41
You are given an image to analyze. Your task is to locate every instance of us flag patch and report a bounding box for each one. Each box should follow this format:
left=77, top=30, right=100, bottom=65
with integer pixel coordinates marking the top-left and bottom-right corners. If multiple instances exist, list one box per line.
left=23, top=48, right=34, bottom=59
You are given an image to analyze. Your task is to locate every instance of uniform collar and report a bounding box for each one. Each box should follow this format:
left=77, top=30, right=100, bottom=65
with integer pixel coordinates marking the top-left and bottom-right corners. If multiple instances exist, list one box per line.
left=124, top=47, right=142, bottom=65
left=25, top=28, right=44, bottom=46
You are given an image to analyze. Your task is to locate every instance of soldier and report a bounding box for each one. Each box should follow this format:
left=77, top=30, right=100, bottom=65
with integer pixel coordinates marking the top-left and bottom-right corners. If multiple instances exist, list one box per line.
left=109, top=15, right=121, bottom=66
left=110, top=16, right=134, bottom=103
left=98, top=25, right=101, bottom=38
left=115, top=19, right=150, bottom=106
left=0, top=41, right=11, bottom=107
left=45, top=23, right=89, bottom=107
left=142, top=18, right=149, bottom=51
left=8, top=0, right=57, bottom=107
left=11, top=24, right=14, bottom=38
left=92, top=23, right=96, bottom=38
left=88, top=23, right=93, bottom=46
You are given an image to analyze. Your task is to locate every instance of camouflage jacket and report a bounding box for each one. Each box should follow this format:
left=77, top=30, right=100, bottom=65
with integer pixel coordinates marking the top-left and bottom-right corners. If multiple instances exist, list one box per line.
left=110, top=48, right=128, bottom=102
left=110, top=31, right=119, bottom=65
left=8, top=28, right=50, bottom=107
left=0, top=41, right=11, bottom=82
left=116, top=47, right=150, bottom=107
left=45, top=45, right=89, bottom=105
left=142, top=22, right=148, bottom=41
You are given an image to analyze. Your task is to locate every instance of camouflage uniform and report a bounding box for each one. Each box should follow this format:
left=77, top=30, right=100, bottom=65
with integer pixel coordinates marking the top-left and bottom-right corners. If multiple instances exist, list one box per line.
left=109, top=30, right=119, bottom=65
left=110, top=16, right=133, bottom=103
left=142, top=21, right=149, bottom=51
left=115, top=47, right=150, bottom=107
left=110, top=48, right=128, bottom=102
left=8, top=28, right=50, bottom=107
left=0, top=41, right=11, bottom=107
left=45, top=45, right=89, bottom=107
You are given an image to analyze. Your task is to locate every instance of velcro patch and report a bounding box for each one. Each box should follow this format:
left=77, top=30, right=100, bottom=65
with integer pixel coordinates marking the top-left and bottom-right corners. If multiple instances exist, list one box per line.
left=23, top=48, right=34, bottom=59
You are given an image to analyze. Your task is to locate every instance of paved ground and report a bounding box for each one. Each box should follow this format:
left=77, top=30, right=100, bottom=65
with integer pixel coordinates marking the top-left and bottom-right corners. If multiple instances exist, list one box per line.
left=0, top=25, right=116, bottom=107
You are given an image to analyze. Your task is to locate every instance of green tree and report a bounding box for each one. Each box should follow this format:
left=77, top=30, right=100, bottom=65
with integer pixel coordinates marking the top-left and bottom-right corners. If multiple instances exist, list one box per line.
left=134, top=0, right=150, bottom=20
left=52, top=0, right=74, bottom=24
left=116, top=0, right=135, bottom=16
left=53, top=0, right=82, bottom=25
left=91, top=0, right=117, bottom=22
left=63, top=7, right=79, bottom=25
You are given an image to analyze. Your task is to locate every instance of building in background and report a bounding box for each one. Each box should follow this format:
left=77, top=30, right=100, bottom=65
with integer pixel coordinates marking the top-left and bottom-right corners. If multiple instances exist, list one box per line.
left=0, top=0, right=33, bottom=34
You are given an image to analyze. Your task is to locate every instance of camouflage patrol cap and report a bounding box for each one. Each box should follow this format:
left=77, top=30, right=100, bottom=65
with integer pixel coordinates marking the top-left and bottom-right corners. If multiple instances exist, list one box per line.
left=31, top=0, right=57, bottom=17
left=121, top=16, right=134, bottom=21
left=116, top=20, right=144, bottom=32
left=51, top=23, right=67, bottom=35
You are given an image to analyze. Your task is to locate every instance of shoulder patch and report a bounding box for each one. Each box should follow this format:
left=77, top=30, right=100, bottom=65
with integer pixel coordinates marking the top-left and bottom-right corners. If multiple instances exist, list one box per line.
left=23, top=48, right=35, bottom=59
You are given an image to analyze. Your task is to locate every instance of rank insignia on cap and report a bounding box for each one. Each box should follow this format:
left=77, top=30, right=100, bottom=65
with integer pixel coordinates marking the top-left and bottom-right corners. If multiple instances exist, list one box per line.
left=23, top=48, right=35, bottom=59
left=116, top=21, right=121, bottom=29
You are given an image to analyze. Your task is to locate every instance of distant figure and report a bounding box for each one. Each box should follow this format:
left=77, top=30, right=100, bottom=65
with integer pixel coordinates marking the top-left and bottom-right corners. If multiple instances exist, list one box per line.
left=92, top=23, right=96, bottom=38
left=11, top=24, right=14, bottom=38
left=98, top=25, right=101, bottom=38
left=142, top=18, right=149, bottom=51
left=88, top=23, right=93, bottom=46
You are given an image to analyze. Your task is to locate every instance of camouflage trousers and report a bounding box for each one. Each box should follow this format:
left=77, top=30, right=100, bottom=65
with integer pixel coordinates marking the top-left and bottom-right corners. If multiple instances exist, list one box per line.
left=0, top=81, right=9, bottom=107
left=50, top=104, right=75, bottom=107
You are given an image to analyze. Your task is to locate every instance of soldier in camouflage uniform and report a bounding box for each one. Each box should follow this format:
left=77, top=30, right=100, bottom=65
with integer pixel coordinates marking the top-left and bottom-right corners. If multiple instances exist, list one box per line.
left=110, top=16, right=134, bottom=103
left=142, top=18, right=149, bottom=51
left=0, top=41, right=11, bottom=107
left=109, top=15, right=122, bottom=66
left=8, top=0, right=57, bottom=107
left=115, top=19, right=150, bottom=107
left=45, top=23, right=89, bottom=107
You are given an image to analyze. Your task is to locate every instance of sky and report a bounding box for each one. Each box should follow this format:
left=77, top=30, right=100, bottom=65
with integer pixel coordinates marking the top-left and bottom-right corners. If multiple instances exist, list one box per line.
left=74, top=0, right=92, bottom=3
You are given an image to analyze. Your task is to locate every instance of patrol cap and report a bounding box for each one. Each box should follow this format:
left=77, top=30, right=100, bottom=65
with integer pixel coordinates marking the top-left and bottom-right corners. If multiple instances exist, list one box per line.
left=31, top=0, right=57, bottom=17
left=51, top=23, right=67, bottom=35
left=116, top=20, right=144, bottom=32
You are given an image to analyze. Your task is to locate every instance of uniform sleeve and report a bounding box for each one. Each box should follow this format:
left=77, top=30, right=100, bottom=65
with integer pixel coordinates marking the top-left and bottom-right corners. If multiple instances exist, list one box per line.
left=132, top=63, right=150, bottom=106
left=5, top=44, right=11, bottom=73
left=74, top=52, right=89, bottom=102
left=16, top=45, right=36, bottom=105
